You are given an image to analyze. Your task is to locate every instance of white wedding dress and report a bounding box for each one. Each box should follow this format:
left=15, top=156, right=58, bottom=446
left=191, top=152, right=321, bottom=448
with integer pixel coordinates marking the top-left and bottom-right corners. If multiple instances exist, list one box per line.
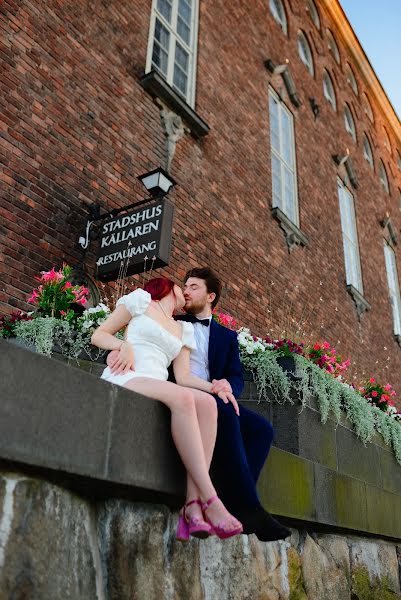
left=100, top=288, right=196, bottom=387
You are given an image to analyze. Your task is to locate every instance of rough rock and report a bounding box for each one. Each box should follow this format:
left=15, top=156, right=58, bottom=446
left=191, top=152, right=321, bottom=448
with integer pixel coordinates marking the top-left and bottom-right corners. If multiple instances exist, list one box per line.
left=301, top=534, right=350, bottom=600
left=349, top=537, right=400, bottom=595
left=1, top=472, right=401, bottom=600
left=0, top=473, right=101, bottom=600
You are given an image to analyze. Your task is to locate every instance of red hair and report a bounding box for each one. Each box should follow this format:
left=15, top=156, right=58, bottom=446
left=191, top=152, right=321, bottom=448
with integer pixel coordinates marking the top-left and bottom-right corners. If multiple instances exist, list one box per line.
left=144, top=277, right=175, bottom=301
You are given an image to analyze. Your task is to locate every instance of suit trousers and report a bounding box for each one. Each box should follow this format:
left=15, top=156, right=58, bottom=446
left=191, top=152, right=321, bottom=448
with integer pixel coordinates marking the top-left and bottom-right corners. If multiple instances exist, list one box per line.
left=210, top=396, right=274, bottom=514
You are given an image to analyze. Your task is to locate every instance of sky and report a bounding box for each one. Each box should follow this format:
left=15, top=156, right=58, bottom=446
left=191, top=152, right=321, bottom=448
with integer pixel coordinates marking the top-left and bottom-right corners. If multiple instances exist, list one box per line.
left=339, top=0, right=401, bottom=119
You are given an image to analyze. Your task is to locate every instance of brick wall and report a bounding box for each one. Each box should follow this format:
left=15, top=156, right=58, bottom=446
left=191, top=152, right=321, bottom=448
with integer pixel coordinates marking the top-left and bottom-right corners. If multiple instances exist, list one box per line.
left=1, top=0, right=401, bottom=400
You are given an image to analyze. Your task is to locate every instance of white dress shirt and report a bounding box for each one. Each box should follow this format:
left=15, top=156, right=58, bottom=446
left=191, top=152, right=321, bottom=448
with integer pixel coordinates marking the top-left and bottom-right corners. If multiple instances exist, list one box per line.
left=189, top=315, right=212, bottom=381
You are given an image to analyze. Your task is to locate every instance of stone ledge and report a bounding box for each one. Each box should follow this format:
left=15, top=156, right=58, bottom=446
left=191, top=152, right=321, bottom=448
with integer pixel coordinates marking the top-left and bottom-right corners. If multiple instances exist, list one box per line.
left=140, top=70, right=210, bottom=139
left=1, top=339, right=400, bottom=541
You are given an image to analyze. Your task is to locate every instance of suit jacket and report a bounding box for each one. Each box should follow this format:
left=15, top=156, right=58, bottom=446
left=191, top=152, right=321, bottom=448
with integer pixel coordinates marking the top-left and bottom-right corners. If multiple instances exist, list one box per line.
left=174, top=316, right=244, bottom=399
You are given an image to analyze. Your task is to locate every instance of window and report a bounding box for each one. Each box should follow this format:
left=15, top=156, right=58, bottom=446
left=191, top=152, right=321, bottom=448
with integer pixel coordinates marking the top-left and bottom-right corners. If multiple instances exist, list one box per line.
left=363, top=133, right=374, bottom=169
left=338, top=179, right=363, bottom=293
left=146, top=0, right=199, bottom=106
left=269, top=88, right=299, bottom=225
left=363, top=93, right=374, bottom=123
left=344, top=104, right=356, bottom=141
left=323, top=70, right=336, bottom=110
left=327, top=30, right=340, bottom=63
left=306, top=0, right=320, bottom=29
left=346, top=64, right=358, bottom=95
left=297, top=31, right=314, bottom=76
left=379, top=160, right=390, bottom=194
left=383, top=127, right=392, bottom=154
left=384, top=241, right=401, bottom=335
left=269, top=0, right=287, bottom=34
left=397, top=151, right=401, bottom=172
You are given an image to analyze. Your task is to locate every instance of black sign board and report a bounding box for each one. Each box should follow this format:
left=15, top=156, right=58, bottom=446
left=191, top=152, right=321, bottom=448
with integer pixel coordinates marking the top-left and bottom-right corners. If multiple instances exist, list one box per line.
left=95, top=198, right=174, bottom=281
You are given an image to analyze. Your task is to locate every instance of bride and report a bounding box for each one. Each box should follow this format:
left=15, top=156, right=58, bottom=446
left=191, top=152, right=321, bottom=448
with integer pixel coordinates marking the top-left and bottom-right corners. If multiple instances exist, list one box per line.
left=91, top=276, right=243, bottom=541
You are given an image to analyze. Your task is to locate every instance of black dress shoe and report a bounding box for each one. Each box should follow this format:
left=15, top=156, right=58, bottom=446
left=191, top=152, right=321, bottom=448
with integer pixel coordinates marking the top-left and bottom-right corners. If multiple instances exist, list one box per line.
left=238, top=507, right=291, bottom=542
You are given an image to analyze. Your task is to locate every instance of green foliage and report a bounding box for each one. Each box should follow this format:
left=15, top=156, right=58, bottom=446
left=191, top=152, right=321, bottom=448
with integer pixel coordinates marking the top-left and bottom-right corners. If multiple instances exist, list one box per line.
left=240, top=348, right=401, bottom=466
left=287, top=548, right=308, bottom=600
left=352, top=567, right=399, bottom=600
left=13, top=317, right=106, bottom=361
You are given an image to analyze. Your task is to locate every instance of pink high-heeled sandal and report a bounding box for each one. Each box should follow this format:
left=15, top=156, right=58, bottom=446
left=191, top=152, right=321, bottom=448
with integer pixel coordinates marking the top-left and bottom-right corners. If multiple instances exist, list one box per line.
left=202, top=496, right=243, bottom=540
left=176, top=498, right=213, bottom=542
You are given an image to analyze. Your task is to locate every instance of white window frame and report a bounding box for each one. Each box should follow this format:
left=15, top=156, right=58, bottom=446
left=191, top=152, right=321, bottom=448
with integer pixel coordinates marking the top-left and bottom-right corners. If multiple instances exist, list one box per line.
left=338, top=179, right=364, bottom=294
left=269, top=0, right=287, bottom=35
left=297, top=31, right=314, bottom=76
left=307, top=0, right=320, bottom=29
left=346, top=64, right=358, bottom=95
left=384, top=240, right=401, bottom=335
left=363, top=93, right=374, bottom=123
left=269, top=88, right=299, bottom=226
left=363, top=133, right=374, bottom=169
left=146, top=0, right=199, bottom=107
left=344, top=104, right=356, bottom=141
left=379, top=160, right=390, bottom=194
left=327, top=29, right=340, bottom=63
left=323, top=70, right=336, bottom=111
left=383, top=127, right=392, bottom=154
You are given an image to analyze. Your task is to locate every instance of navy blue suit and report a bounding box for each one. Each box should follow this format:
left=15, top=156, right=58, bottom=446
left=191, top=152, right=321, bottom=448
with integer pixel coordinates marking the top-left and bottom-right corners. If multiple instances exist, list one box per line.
left=177, top=316, right=275, bottom=515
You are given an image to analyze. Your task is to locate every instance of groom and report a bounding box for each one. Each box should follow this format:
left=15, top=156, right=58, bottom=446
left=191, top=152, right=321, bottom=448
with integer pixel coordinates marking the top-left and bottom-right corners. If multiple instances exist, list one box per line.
left=175, top=267, right=290, bottom=542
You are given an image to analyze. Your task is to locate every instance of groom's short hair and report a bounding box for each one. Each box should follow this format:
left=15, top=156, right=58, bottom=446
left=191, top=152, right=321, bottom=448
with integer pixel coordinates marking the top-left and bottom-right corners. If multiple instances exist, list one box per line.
left=184, top=267, right=222, bottom=309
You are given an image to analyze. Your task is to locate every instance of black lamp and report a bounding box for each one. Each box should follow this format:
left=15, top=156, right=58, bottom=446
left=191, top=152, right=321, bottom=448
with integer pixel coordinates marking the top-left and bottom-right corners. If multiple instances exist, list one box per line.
left=137, top=167, right=176, bottom=197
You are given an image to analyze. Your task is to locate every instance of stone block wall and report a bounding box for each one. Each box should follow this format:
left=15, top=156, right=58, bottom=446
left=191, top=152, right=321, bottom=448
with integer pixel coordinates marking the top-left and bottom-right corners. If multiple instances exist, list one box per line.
left=0, top=472, right=400, bottom=600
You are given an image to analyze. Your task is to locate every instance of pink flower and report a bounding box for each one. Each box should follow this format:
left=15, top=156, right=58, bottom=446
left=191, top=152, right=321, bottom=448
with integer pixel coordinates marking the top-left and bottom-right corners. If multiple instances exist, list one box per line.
left=322, top=341, right=331, bottom=350
left=41, top=268, right=63, bottom=282
left=60, top=310, right=67, bottom=316
left=384, top=384, right=392, bottom=391
left=326, top=365, right=334, bottom=373
left=63, top=281, right=73, bottom=289
left=75, top=296, right=87, bottom=306
left=371, top=391, right=378, bottom=397
left=381, top=394, right=390, bottom=402
left=369, top=377, right=376, bottom=384
left=27, top=290, right=39, bottom=304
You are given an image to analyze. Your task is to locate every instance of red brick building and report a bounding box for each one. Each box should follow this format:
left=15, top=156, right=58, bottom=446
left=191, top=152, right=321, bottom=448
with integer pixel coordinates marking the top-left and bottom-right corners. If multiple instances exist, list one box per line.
left=1, top=0, right=401, bottom=394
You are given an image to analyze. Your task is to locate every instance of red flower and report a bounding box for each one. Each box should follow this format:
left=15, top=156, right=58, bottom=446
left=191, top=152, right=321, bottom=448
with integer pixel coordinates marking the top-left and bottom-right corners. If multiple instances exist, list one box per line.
left=371, top=391, right=378, bottom=397
left=313, top=343, right=321, bottom=350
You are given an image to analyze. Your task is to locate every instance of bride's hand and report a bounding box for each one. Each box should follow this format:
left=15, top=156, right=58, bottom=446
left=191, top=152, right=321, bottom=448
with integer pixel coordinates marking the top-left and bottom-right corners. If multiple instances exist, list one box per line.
left=110, top=341, right=135, bottom=374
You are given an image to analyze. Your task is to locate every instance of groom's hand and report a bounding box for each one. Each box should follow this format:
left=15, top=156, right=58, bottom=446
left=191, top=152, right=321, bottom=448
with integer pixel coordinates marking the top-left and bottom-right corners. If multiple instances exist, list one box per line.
left=217, top=390, right=240, bottom=416
left=211, top=378, right=232, bottom=394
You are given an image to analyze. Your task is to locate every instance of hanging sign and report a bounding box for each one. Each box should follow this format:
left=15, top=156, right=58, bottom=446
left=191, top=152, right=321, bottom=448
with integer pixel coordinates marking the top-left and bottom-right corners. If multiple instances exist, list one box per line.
left=95, top=198, right=174, bottom=281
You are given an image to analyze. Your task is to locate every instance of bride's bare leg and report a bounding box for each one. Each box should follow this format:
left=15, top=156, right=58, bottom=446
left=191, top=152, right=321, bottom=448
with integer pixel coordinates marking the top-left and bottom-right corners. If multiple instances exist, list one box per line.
left=123, top=378, right=240, bottom=529
left=185, top=390, right=217, bottom=521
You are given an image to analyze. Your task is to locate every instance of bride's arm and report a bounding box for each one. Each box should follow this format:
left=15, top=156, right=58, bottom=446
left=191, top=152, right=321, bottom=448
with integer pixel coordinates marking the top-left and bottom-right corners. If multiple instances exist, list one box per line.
left=173, top=348, right=240, bottom=415
left=173, top=347, right=214, bottom=392
left=91, top=306, right=135, bottom=374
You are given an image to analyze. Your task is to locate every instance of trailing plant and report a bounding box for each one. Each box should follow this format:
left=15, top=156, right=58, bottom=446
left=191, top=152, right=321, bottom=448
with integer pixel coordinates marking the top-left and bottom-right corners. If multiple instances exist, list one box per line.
left=0, top=311, right=32, bottom=338
left=237, top=326, right=401, bottom=464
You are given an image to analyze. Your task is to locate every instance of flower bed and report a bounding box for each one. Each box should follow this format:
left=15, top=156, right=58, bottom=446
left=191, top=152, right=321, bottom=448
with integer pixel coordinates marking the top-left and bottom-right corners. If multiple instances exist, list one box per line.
left=236, top=326, right=401, bottom=465
left=2, top=267, right=401, bottom=465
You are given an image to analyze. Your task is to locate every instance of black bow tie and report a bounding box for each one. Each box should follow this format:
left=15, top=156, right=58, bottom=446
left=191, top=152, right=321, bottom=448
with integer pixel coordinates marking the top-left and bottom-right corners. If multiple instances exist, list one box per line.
left=177, top=314, right=210, bottom=327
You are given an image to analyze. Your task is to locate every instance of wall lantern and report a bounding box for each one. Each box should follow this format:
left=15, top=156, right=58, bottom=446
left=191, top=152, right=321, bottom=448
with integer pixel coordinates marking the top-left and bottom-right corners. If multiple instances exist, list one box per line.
left=137, top=167, right=176, bottom=198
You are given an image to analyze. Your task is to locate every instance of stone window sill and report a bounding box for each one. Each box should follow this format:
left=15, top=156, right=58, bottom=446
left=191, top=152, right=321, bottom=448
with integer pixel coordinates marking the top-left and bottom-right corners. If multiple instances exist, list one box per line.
left=271, top=207, right=309, bottom=252
left=346, top=284, right=371, bottom=319
left=140, top=70, right=210, bottom=139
